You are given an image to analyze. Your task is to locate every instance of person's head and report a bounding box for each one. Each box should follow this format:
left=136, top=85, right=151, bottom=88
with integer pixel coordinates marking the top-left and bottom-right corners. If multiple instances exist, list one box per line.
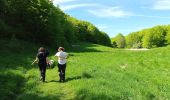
left=38, top=47, right=45, bottom=52
left=58, top=47, right=64, bottom=52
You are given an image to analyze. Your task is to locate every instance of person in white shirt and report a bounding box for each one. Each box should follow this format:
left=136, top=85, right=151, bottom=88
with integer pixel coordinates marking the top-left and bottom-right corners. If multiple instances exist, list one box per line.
left=55, top=47, right=68, bottom=82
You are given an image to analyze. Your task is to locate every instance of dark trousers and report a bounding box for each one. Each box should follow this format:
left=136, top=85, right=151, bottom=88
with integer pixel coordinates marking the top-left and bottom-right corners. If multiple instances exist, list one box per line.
left=38, top=64, right=46, bottom=82
left=58, top=63, right=66, bottom=81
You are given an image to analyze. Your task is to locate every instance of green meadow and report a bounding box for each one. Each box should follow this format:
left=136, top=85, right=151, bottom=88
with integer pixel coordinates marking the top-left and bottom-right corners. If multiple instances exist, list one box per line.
left=1, top=39, right=170, bottom=100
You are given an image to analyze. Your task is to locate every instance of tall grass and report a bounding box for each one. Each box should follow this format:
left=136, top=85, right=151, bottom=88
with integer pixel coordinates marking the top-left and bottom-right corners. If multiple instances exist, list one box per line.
left=1, top=40, right=170, bottom=100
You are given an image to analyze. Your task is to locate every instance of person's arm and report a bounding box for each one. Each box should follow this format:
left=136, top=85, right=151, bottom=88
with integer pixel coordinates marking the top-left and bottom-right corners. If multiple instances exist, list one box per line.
left=54, top=52, right=59, bottom=60
left=58, top=56, right=65, bottom=60
left=32, top=57, right=38, bottom=65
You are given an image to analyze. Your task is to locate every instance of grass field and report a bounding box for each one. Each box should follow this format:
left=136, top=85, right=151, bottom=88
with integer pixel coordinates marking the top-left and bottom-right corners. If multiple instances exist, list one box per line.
left=1, top=39, right=170, bottom=100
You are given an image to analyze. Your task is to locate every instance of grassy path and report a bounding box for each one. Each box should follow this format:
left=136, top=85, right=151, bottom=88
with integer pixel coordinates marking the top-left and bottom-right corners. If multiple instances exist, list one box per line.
left=1, top=41, right=170, bottom=100
left=17, top=67, right=76, bottom=100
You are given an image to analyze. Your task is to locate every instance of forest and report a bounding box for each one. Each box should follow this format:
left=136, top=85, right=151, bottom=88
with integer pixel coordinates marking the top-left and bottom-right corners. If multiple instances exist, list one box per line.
left=112, top=25, right=170, bottom=48
left=0, top=0, right=111, bottom=48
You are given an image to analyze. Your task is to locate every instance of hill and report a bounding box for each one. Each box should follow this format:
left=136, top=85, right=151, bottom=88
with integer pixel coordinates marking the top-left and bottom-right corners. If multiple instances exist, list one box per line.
left=1, top=39, right=170, bottom=100
left=0, top=0, right=111, bottom=48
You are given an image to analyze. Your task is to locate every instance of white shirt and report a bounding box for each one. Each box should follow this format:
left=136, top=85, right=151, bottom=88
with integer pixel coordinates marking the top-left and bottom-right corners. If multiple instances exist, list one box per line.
left=55, top=51, right=67, bottom=64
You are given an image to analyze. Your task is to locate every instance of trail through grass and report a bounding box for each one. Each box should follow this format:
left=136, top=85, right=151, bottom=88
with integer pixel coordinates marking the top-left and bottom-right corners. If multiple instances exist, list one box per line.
left=1, top=40, right=170, bottom=100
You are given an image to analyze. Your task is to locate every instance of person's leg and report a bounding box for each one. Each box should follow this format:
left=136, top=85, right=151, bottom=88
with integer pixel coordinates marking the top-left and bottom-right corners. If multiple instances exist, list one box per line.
left=42, top=65, right=46, bottom=82
left=58, top=63, right=62, bottom=82
left=47, top=63, right=50, bottom=68
left=62, top=64, right=66, bottom=81
left=38, top=64, right=43, bottom=81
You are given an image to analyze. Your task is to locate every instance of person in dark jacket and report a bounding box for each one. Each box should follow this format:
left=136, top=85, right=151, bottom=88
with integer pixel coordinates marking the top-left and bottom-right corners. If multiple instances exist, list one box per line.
left=32, top=47, right=49, bottom=82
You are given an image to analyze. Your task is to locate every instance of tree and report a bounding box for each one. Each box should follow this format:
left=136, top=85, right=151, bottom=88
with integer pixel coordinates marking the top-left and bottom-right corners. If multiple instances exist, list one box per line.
left=98, top=31, right=111, bottom=46
left=142, top=26, right=166, bottom=48
left=166, top=25, right=170, bottom=44
left=111, top=38, right=117, bottom=48
left=0, top=0, right=111, bottom=47
left=0, top=0, right=8, bottom=20
left=114, top=33, right=126, bottom=48
left=126, top=32, right=143, bottom=48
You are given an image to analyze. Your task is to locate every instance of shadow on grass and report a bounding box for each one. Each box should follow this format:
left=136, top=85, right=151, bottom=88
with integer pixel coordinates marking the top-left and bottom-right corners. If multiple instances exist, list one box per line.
left=0, top=72, right=25, bottom=100
left=0, top=51, right=42, bottom=100
left=47, top=72, right=93, bottom=83
left=0, top=53, right=36, bottom=70
left=65, top=76, right=82, bottom=82
left=17, top=93, right=61, bottom=100
left=65, top=72, right=93, bottom=82
left=45, top=76, right=82, bottom=83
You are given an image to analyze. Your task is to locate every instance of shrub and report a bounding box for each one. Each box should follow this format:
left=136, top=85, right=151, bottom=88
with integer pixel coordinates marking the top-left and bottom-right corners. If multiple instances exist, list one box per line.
left=114, top=33, right=126, bottom=48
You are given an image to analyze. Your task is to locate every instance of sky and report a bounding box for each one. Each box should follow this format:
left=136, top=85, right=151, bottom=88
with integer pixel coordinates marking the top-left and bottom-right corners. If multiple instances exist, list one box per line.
left=53, top=0, right=170, bottom=37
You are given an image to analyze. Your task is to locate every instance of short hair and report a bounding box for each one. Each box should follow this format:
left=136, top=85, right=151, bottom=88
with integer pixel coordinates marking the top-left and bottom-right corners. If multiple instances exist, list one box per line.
left=38, top=47, right=45, bottom=52
left=58, top=47, right=64, bottom=51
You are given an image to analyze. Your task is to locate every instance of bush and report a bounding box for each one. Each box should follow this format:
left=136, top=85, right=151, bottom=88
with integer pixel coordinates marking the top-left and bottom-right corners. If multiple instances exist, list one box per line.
left=112, top=41, right=117, bottom=48
left=0, top=20, right=12, bottom=38
left=7, top=35, right=21, bottom=52
left=142, top=26, right=166, bottom=48
left=114, top=33, right=126, bottom=48
left=166, top=26, right=170, bottom=44
left=126, top=32, right=143, bottom=48
left=132, top=42, right=142, bottom=48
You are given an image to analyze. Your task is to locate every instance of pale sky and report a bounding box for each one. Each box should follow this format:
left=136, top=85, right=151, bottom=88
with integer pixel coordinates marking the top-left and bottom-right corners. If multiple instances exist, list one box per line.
left=53, top=0, right=170, bottom=37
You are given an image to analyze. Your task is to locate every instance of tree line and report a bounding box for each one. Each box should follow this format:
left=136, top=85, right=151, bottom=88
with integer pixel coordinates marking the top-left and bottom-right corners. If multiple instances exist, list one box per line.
left=112, top=25, right=170, bottom=48
left=0, top=0, right=111, bottom=48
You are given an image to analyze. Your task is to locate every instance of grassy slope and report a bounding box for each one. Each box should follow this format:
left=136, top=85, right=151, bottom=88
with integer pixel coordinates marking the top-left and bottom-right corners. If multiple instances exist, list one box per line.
left=1, top=39, right=170, bottom=100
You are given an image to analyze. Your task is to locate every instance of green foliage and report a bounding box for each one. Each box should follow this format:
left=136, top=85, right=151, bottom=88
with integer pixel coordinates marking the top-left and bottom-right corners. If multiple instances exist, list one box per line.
left=112, top=41, right=117, bottom=48
left=98, top=31, right=111, bottom=46
left=67, top=17, right=111, bottom=46
left=132, top=42, right=142, bottom=48
left=166, top=25, right=170, bottom=44
left=0, top=0, right=8, bottom=19
left=7, top=35, right=21, bottom=52
left=126, top=32, right=143, bottom=48
left=0, top=19, right=12, bottom=38
left=142, top=26, right=167, bottom=48
left=0, top=71, right=25, bottom=100
left=0, top=0, right=111, bottom=48
left=111, top=38, right=117, bottom=48
left=124, top=25, right=168, bottom=48
left=114, top=33, right=126, bottom=48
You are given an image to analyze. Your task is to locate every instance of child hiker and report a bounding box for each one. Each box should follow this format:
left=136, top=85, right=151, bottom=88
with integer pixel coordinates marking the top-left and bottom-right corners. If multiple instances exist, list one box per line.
left=32, top=47, right=49, bottom=82
left=55, top=47, right=68, bottom=82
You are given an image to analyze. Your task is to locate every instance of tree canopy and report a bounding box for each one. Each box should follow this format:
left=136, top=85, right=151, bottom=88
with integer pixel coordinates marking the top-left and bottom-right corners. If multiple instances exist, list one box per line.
left=0, top=0, right=111, bottom=48
left=112, top=25, right=170, bottom=48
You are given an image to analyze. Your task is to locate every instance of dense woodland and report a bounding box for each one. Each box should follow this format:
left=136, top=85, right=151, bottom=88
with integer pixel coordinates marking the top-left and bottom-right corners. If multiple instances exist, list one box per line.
left=112, top=25, right=170, bottom=48
left=0, top=0, right=111, bottom=48
left=1, top=0, right=170, bottom=49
